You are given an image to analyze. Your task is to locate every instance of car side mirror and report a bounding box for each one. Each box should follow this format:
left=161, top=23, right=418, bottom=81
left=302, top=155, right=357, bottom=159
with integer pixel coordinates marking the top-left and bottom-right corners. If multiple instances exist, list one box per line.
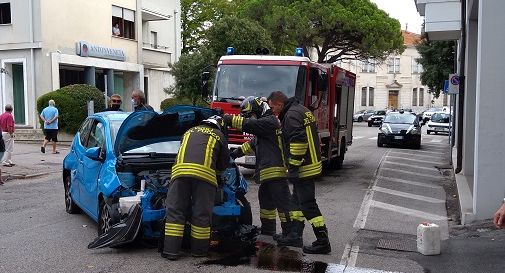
left=201, top=71, right=211, bottom=97
left=85, top=147, right=101, bottom=161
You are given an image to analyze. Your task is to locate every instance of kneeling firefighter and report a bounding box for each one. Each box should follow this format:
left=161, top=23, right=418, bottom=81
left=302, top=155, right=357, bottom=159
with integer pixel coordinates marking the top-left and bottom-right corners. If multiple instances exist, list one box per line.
left=224, top=96, right=301, bottom=247
left=162, top=116, right=230, bottom=260
left=268, top=91, right=331, bottom=254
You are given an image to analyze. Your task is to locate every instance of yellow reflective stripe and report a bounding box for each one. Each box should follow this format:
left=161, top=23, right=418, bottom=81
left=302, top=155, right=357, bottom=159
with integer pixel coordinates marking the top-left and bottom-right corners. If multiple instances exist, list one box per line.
left=191, top=233, right=210, bottom=239
left=165, top=231, right=184, bottom=237
left=204, top=136, right=217, bottom=168
left=165, top=223, right=184, bottom=229
left=290, top=142, right=308, bottom=156
left=259, top=166, right=287, bottom=181
left=289, top=210, right=305, bottom=221
left=164, top=223, right=185, bottom=237
left=277, top=130, right=286, bottom=167
left=305, top=126, right=317, bottom=164
left=289, top=158, right=303, bottom=166
left=191, top=225, right=211, bottom=239
left=172, top=163, right=217, bottom=185
left=278, top=212, right=287, bottom=223
left=191, top=225, right=211, bottom=232
left=260, top=209, right=277, bottom=220
left=232, top=115, right=244, bottom=131
left=299, top=161, right=322, bottom=178
left=177, top=132, right=191, bottom=163
left=241, top=142, right=254, bottom=155
left=308, top=216, right=325, bottom=227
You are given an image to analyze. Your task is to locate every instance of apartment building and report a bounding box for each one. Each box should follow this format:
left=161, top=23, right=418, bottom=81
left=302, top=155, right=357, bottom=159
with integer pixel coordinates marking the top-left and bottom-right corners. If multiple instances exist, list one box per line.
left=337, top=30, right=448, bottom=114
left=0, top=0, right=181, bottom=128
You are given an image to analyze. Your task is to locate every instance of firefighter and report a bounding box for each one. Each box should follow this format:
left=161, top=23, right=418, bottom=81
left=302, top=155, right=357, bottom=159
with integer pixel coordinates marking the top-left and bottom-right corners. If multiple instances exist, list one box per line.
left=268, top=91, right=331, bottom=254
left=224, top=96, right=300, bottom=246
left=162, top=115, right=230, bottom=260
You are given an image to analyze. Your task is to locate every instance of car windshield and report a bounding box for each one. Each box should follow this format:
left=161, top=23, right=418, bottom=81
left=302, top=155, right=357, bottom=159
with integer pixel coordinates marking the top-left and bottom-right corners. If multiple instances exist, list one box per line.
left=214, top=64, right=306, bottom=100
left=384, top=113, right=417, bottom=124
left=374, top=110, right=386, bottom=115
left=355, top=110, right=365, bottom=114
left=431, top=113, right=450, bottom=123
left=109, top=118, right=181, bottom=154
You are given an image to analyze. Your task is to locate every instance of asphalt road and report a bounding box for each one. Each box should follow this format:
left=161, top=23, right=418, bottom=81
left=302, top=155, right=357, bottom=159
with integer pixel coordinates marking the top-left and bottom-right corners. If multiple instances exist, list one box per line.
left=0, top=123, right=451, bottom=273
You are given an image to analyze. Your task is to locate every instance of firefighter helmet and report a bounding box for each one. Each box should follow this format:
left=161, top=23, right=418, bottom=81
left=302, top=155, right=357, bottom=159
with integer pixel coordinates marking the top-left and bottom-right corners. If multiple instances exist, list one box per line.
left=201, top=115, right=224, bottom=131
left=240, top=96, right=270, bottom=118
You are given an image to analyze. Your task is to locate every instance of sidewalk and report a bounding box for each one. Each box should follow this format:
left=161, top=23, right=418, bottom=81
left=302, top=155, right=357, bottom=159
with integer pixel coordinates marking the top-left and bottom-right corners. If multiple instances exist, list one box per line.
left=1, top=142, right=68, bottom=181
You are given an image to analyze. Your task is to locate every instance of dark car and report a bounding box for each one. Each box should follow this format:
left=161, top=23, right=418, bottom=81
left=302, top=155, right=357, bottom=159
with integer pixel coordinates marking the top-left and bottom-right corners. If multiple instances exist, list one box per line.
left=377, top=111, right=421, bottom=149
left=367, top=110, right=387, bottom=127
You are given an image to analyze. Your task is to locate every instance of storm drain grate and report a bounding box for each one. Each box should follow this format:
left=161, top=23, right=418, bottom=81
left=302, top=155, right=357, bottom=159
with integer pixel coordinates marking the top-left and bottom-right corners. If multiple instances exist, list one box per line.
left=376, top=238, right=417, bottom=252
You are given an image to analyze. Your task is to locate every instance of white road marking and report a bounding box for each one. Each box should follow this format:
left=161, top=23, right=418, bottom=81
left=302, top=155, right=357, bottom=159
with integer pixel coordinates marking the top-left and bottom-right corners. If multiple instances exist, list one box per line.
left=373, top=186, right=445, bottom=203
left=353, top=189, right=375, bottom=229
left=371, top=200, right=447, bottom=221
left=382, top=161, right=437, bottom=171
left=430, top=139, right=443, bottom=143
left=369, top=137, right=378, bottom=140
left=380, top=167, right=442, bottom=179
left=386, top=155, right=444, bottom=165
left=353, top=136, right=364, bottom=139
left=340, top=244, right=360, bottom=268
left=377, top=175, right=443, bottom=189
left=405, top=149, right=444, bottom=155
left=390, top=151, right=443, bottom=159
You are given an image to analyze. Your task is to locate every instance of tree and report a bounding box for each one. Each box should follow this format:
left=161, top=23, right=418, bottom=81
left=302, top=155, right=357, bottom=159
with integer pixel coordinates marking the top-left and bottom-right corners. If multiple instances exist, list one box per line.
left=240, top=0, right=405, bottom=63
left=166, top=48, right=215, bottom=104
left=415, top=36, right=456, bottom=98
left=204, top=16, right=274, bottom=58
left=181, top=0, right=235, bottom=54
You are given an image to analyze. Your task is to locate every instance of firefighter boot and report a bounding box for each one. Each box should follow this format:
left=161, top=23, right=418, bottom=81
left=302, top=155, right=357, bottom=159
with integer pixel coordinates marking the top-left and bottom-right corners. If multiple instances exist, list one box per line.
left=303, top=226, right=331, bottom=254
left=276, top=221, right=304, bottom=248
left=274, top=220, right=304, bottom=241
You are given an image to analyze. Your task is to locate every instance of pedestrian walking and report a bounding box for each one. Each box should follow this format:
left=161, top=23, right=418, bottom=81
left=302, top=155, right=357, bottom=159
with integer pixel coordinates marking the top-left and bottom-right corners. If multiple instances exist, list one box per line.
left=162, top=116, right=229, bottom=260
left=39, top=99, right=60, bottom=154
left=131, top=89, right=154, bottom=111
left=223, top=96, right=301, bottom=246
left=0, top=129, right=5, bottom=185
left=0, top=104, right=15, bottom=166
left=268, top=91, right=331, bottom=254
left=104, top=93, right=124, bottom=111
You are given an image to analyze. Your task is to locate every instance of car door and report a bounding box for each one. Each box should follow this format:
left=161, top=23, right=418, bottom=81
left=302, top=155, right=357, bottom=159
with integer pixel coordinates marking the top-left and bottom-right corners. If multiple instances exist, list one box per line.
left=71, top=118, right=93, bottom=206
left=80, top=119, right=106, bottom=218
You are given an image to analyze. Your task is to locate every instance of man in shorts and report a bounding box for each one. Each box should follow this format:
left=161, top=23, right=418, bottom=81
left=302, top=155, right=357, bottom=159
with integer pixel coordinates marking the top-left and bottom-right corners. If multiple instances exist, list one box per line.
left=40, top=99, right=60, bottom=154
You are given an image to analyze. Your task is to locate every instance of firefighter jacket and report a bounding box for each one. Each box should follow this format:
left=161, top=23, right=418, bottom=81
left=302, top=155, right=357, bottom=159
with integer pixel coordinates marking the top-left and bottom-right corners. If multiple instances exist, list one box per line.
left=279, top=98, right=322, bottom=180
left=171, top=124, right=230, bottom=187
left=224, top=113, right=287, bottom=183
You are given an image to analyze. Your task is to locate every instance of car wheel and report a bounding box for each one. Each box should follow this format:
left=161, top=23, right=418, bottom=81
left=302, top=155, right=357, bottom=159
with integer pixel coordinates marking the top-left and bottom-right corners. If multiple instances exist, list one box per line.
left=64, top=175, right=81, bottom=214
left=358, top=117, right=363, bottom=122
left=98, top=199, right=120, bottom=236
left=414, top=139, right=421, bottom=149
left=377, top=137, right=383, bottom=147
left=368, top=122, right=372, bottom=127
left=427, top=130, right=431, bottom=135
left=331, top=142, right=346, bottom=169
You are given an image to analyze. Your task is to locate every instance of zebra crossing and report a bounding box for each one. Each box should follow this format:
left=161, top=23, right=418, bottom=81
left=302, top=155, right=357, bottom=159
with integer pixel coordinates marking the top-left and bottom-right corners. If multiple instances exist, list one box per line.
left=353, top=135, right=448, bottom=143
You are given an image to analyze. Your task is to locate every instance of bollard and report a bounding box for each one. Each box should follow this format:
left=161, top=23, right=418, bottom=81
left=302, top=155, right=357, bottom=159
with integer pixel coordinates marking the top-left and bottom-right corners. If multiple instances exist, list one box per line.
left=417, top=222, right=441, bottom=255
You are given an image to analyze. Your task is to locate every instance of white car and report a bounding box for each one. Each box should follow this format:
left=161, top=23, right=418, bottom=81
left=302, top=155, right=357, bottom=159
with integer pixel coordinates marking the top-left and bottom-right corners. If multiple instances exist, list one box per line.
left=426, top=112, right=451, bottom=135
left=422, top=107, right=444, bottom=123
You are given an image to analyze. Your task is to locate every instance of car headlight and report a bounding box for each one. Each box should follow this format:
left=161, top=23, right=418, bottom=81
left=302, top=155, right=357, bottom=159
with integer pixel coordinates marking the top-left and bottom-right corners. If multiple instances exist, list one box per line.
left=368, top=117, right=373, bottom=121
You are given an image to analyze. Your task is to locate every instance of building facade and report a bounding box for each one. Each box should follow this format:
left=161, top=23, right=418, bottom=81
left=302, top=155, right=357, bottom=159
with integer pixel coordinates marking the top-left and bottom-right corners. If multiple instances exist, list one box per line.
left=0, top=0, right=181, bottom=128
left=416, top=0, right=505, bottom=223
left=339, top=31, right=448, bottom=114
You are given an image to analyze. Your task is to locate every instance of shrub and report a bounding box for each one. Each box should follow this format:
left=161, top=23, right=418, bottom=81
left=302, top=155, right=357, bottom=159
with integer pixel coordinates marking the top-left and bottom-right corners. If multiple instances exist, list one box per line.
left=160, top=96, right=209, bottom=111
left=37, top=84, right=105, bottom=134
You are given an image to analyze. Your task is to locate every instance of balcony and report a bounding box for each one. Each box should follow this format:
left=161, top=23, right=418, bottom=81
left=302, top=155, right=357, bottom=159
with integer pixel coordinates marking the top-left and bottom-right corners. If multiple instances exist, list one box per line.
left=142, top=43, right=171, bottom=68
left=414, top=0, right=461, bottom=41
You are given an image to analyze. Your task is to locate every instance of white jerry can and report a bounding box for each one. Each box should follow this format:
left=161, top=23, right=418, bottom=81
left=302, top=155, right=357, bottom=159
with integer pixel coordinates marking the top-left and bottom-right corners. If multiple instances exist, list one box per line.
left=417, top=222, right=441, bottom=255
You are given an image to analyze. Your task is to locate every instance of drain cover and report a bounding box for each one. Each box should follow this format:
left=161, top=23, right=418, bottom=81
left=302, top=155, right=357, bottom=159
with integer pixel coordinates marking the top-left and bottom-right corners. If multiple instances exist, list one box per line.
left=376, top=238, right=417, bottom=252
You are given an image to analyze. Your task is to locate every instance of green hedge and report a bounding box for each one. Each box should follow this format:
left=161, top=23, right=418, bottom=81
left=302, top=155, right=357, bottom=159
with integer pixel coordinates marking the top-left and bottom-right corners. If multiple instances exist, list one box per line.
left=37, top=84, right=105, bottom=134
left=160, top=96, right=209, bottom=111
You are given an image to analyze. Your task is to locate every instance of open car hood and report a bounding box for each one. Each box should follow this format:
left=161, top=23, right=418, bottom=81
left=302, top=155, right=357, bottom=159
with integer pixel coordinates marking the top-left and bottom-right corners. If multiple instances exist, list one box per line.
left=114, top=105, right=217, bottom=156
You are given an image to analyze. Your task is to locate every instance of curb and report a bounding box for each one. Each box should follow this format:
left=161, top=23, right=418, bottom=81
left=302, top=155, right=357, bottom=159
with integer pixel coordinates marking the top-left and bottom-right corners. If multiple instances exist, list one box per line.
left=6, top=172, right=51, bottom=180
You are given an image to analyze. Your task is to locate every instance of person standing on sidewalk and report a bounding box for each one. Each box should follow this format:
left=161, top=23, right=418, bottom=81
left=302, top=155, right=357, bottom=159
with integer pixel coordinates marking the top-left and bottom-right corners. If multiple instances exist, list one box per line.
left=104, top=94, right=123, bottom=111
left=0, top=104, right=15, bottom=167
left=39, top=100, right=60, bottom=154
left=131, top=90, right=154, bottom=111
left=268, top=91, right=331, bottom=254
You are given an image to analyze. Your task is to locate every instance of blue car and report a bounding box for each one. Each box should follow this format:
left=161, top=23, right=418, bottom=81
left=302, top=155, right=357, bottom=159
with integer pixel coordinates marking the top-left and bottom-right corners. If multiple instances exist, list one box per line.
left=63, top=106, right=251, bottom=249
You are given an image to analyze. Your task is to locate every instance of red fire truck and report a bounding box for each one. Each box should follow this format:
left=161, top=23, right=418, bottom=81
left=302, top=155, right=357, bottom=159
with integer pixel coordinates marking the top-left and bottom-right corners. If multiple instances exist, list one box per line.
left=208, top=49, right=356, bottom=170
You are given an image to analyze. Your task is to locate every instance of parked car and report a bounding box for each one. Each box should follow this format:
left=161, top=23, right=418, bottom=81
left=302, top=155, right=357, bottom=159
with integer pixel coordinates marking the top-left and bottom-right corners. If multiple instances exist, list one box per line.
left=353, top=109, right=375, bottom=122
left=63, top=106, right=252, bottom=249
left=427, top=112, right=451, bottom=135
left=377, top=111, right=421, bottom=149
left=367, top=110, right=387, bottom=127
left=422, top=107, right=444, bottom=124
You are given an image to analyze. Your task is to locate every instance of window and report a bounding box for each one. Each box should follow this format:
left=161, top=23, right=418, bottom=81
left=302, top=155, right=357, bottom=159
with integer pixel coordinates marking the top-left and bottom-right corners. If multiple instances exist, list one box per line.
left=419, top=88, right=424, bottom=106
left=443, top=94, right=448, bottom=106
left=79, top=118, right=93, bottom=146
left=87, top=121, right=106, bottom=150
left=361, top=59, right=376, bottom=73
left=412, top=88, right=418, bottom=106
left=150, top=31, right=158, bottom=48
left=112, top=6, right=135, bottom=39
left=0, top=2, right=11, bottom=24
left=361, top=87, right=367, bottom=106
left=388, top=57, right=400, bottom=74
left=368, top=87, right=374, bottom=106
left=412, top=58, right=423, bottom=74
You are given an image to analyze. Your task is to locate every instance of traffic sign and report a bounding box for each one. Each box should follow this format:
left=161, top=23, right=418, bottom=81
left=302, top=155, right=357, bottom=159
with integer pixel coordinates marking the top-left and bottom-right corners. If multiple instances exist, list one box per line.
left=448, top=74, right=459, bottom=94
left=443, top=80, right=449, bottom=94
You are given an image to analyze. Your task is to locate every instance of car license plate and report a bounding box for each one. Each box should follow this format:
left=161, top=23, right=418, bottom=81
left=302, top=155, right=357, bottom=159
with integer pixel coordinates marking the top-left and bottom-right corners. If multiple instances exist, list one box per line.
left=394, top=136, right=403, bottom=140
left=245, top=156, right=255, bottom=165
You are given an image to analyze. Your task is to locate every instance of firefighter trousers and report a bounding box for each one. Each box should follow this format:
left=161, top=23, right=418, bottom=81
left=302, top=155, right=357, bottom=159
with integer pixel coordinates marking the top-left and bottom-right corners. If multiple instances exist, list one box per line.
left=258, top=178, right=292, bottom=235
left=290, top=178, right=326, bottom=232
left=163, top=177, right=216, bottom=256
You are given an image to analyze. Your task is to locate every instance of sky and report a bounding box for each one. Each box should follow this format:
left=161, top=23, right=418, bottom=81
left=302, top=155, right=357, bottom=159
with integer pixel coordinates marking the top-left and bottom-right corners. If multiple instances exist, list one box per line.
left=370, top=0, right=424, bottom=34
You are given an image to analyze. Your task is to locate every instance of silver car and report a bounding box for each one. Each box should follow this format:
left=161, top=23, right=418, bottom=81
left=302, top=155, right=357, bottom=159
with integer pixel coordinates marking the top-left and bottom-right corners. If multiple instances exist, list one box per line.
left=353, top=109, right=375, bottom=122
